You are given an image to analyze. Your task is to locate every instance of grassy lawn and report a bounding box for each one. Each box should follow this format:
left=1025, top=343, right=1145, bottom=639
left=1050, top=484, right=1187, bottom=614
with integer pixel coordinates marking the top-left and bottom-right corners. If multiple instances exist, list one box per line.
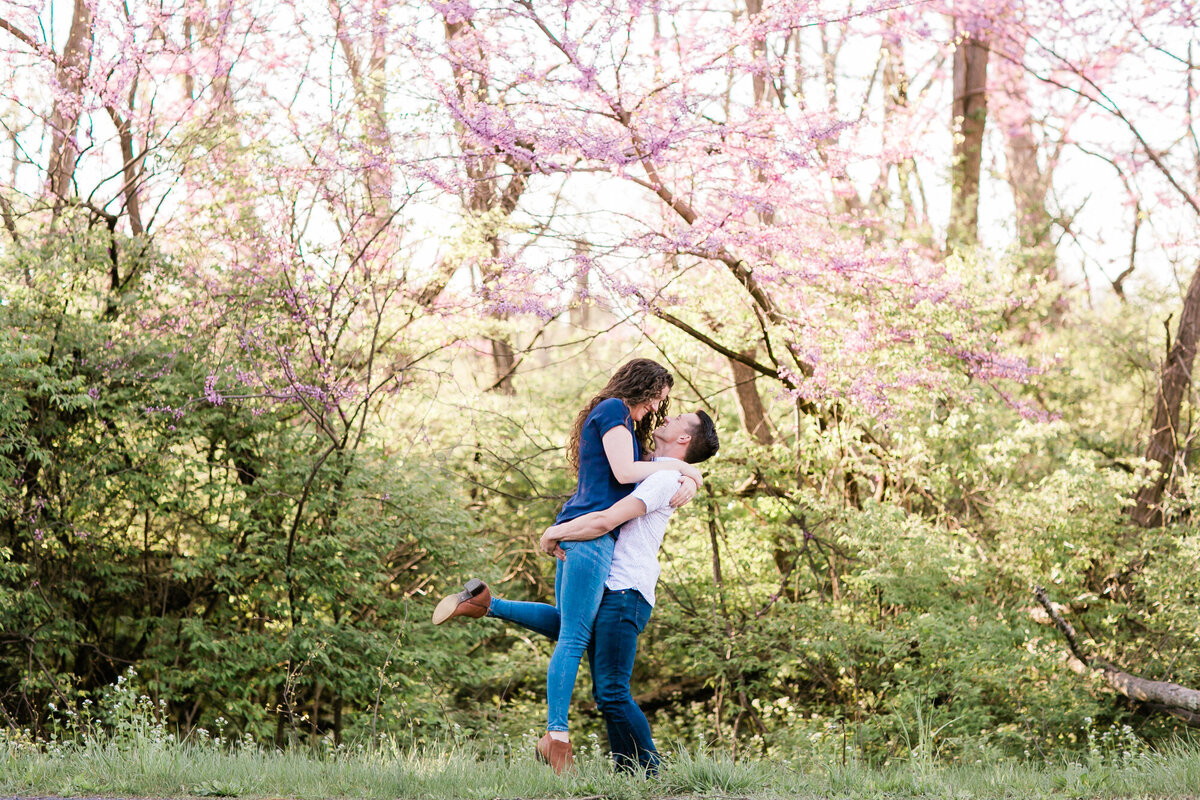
left=2, top=736, right=1199, bottom=800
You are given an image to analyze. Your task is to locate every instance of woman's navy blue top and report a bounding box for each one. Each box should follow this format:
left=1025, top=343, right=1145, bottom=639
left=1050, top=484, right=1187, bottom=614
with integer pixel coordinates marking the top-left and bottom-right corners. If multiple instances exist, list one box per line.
left=555, top=397, right=640, bottom=526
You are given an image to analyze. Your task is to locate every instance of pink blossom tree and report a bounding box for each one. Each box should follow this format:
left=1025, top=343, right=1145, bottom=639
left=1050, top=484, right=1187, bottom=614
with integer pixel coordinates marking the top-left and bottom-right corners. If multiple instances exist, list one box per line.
left=416, top=0, right=1034, bottom=421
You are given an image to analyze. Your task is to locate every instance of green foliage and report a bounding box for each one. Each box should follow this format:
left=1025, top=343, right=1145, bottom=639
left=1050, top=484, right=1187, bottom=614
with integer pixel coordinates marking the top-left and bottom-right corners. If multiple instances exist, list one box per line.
left=0, top=229, right=475, bottom=746
left=3, top=226, right=1198, bottom=765
left=396, top=284, right=1200, bottom=762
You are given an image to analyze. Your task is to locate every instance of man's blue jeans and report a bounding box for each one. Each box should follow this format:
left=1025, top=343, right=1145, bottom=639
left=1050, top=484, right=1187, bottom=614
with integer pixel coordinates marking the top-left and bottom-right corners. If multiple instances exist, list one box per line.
left=489, top=584, right=661, bottom=773
left=589, top=588, right=660, bottom=774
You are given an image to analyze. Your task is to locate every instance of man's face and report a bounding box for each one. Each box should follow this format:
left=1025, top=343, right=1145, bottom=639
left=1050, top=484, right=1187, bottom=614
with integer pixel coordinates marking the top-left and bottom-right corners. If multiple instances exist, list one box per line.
left=653, top=412, right=700, bottom=447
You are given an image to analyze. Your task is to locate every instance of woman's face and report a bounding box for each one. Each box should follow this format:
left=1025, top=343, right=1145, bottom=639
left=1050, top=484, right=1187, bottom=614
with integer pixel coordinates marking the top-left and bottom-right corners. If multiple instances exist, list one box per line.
left=629, top=384, right=669, bottom=422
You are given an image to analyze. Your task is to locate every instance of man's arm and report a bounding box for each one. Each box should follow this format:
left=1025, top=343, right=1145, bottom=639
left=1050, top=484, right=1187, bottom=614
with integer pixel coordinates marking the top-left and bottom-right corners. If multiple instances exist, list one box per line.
left=538, top=494, right=648, bottom=556
left=546, top=494, right=649, bottom=541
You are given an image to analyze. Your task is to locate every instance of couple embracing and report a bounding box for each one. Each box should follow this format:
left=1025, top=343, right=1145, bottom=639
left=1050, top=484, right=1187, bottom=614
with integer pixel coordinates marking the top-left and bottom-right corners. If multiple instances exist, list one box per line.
left=432, top=359, right=719, bottom=775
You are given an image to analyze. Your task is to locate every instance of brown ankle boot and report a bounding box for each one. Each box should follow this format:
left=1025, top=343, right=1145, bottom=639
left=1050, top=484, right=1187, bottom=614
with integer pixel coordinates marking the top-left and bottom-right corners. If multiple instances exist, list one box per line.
left=535, top=732, right=574, bottom=774
left=431, top=579, right=491, bottom=624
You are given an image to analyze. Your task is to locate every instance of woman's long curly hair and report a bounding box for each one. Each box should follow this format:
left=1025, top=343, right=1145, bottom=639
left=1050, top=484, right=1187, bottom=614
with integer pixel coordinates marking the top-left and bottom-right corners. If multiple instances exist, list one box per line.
left=567, top=359, right=673, bottom=473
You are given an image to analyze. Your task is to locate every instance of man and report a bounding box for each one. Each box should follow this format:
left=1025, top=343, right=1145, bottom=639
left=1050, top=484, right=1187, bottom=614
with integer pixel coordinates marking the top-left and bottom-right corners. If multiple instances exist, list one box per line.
left=433, top=410, right=719, bottom=775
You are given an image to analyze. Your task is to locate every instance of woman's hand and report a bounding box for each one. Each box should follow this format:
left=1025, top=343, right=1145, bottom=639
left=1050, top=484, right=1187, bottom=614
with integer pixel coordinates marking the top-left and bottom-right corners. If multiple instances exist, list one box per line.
left=669, top=474, right=699, bottom=508
left=679, top=463, right=703, bottom=486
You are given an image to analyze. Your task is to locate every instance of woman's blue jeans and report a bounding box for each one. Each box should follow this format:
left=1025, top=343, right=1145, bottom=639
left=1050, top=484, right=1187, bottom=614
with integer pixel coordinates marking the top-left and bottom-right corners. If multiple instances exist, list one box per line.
left=497, top=535, right=614, bottom=732
left=489, top=567, right=660, bottom=773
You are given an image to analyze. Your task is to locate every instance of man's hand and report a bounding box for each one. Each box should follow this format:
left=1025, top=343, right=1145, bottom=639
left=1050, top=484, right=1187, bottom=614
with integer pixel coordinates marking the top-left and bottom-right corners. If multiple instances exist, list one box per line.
left=539, top=528, right=566, bottom=559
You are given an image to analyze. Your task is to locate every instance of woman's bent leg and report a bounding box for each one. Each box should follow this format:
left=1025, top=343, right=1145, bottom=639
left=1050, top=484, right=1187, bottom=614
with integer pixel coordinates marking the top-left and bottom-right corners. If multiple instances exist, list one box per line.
left=545, top=535, right=615, bottom=732
left=487, top=597, right=560, bottom=640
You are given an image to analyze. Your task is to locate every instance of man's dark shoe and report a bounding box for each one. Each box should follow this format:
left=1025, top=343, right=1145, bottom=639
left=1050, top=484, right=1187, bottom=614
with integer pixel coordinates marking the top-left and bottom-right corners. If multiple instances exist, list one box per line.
left=432, top=579, right=491, bottom=624
left=536, top=732, right=574, bottom=774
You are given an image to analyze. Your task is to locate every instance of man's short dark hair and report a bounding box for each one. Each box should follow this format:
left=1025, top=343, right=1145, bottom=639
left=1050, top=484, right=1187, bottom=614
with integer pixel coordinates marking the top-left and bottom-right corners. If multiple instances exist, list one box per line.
left=684, top=410, right=719, bottom=464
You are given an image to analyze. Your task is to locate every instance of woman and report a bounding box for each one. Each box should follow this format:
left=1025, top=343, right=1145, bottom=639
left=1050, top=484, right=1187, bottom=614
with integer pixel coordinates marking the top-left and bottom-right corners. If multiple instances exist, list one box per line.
left=433, top=359, right=702, bottom=771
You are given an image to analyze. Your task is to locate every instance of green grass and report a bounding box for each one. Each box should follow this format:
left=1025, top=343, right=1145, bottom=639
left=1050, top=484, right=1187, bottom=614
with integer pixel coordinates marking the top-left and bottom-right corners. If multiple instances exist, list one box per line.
left=1, top=736, right=1198, bottom=799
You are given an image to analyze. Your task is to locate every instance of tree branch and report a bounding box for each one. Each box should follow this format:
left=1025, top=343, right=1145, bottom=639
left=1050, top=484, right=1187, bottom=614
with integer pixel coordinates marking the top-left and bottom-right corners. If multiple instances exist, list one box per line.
left=996, top=32, right=1200, bottom=219
left=0, top=17, right=39, bottom=52
left=641, top=299, right=789, bottom=386
left=0, top=193, right=19, bottom=245
left=1035, top=586, right=1200, bottom=724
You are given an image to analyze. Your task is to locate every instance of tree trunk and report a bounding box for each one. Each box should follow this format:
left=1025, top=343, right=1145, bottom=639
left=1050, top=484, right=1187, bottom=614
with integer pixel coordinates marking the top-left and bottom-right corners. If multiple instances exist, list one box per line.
left=948, top=19, right=988, bottom=250
left=443, top=17, right=531, bottom=393
left=490, top=338, right=516, bottom=394
left=330, top=0, right=393, bottom=226
left=107, top=104, right=146, bottom=237
left=729, top=352, right=773, bottom=445
left=570, top=249, right=592, bottom=329
left=994, top=35, right=1057, bottom=281
left=879, top=26, right=922, bottom=227
left=724, top=4, right=777, bottom=443
left=744, top=0, right=769, bottom=106
left=333, top=693, right=343, bottom=746
left=46, top=0, right=94, bottom=211
left=1132, top=261, right=1200, bottom=526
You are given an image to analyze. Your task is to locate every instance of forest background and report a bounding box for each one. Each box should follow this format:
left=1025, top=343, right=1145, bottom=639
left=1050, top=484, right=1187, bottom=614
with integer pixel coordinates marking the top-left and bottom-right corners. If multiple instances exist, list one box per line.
left=1, top=0, right=1199, bottom=766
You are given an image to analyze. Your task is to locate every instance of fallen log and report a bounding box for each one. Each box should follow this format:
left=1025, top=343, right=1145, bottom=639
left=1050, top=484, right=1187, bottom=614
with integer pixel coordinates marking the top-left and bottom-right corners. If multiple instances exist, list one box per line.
left=1034, top=585, right=1200, bottom=727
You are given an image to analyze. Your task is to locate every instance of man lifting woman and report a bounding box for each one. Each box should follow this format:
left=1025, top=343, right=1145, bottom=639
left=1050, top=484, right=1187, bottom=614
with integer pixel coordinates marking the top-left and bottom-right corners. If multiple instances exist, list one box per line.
left=434, top=359, right=719, bottom=774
